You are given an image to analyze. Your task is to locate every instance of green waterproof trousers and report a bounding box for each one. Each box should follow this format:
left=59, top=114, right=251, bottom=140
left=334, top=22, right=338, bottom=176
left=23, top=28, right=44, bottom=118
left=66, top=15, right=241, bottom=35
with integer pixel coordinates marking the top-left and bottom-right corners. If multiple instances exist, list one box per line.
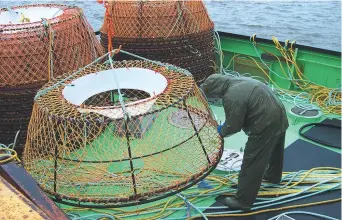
left=235, top=131, right=286, bottom=207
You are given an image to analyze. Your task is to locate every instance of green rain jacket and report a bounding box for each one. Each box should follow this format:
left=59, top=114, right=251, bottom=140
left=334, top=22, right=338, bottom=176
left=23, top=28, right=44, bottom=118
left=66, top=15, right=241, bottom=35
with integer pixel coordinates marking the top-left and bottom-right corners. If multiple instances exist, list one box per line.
left=200, top=74, right=288, bottom=137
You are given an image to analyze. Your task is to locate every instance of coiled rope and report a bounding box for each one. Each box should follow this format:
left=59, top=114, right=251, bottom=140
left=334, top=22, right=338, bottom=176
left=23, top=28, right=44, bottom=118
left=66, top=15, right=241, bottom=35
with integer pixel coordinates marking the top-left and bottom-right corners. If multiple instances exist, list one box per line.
left=213, top=31, right=341, bottom=116
left=0, top=131, right=21, bottom=164
left=64, top=167, right=341, bottom=220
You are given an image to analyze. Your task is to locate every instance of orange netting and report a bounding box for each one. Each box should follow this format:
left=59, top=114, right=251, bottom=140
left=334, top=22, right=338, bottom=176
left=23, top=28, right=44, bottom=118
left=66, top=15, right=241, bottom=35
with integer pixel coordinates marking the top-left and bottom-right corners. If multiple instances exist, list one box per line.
left=0, top=4, right=104, bottom=155
left=23, top=56, right=223, bottom=207
left=99, top=0, right=216, bottom=83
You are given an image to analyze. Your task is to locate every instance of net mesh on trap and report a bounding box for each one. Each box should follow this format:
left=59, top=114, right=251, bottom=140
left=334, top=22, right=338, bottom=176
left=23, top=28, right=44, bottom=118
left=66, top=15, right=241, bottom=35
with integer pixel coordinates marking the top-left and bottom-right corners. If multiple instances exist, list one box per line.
left=99, top=0, right=216, bottom=83
left=0, top=4, right=104, bottom=155
left=23, top=56, right=223, bottom=207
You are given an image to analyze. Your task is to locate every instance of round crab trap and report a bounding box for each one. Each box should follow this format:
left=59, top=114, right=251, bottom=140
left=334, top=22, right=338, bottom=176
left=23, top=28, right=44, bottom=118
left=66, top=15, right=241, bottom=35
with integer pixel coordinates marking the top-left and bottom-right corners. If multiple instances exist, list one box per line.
left=23, top=50, right=223, bottom=208
left=0, top=4, right=103, bottom=154
left=99, top=0, right=215, bottom=83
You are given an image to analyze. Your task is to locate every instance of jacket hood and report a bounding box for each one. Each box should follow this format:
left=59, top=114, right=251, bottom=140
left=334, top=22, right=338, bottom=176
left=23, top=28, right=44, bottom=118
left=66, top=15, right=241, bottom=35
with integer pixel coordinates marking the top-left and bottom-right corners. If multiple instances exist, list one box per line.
left=199, top=74, right=233, bottom=98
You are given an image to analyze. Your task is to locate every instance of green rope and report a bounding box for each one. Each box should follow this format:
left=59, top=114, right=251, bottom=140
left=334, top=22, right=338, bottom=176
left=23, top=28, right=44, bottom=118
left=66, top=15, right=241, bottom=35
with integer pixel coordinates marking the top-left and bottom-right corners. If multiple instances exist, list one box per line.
left=63, top=169, right=341, bottom=220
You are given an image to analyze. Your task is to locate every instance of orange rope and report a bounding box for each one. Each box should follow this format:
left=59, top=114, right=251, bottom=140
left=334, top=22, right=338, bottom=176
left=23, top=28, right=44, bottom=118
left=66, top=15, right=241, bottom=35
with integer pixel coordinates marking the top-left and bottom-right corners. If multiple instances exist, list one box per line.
left=114, top=45, right=122, bottom=55
left=105, top=2, right=114, bottom=55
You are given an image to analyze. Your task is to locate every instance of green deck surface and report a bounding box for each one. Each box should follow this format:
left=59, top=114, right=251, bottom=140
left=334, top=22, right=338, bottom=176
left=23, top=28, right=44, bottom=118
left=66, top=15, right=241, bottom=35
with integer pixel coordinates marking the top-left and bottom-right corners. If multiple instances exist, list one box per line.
left=58, top=100, right=340, bottom=219
left=57, top=33, right=341, bottom=218
left=165, top=100, right=341, bottom=219
left=211, top=101, right=341, bottom=154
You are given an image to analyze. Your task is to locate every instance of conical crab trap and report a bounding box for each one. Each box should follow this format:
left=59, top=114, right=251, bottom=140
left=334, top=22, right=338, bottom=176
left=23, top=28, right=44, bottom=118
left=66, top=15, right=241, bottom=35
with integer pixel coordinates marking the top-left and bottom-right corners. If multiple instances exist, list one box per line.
left=0, top=4, right=103, bottom=153
left=99, top=0, right=215, bottom=83
left=23, top=50, right=223, bottom=207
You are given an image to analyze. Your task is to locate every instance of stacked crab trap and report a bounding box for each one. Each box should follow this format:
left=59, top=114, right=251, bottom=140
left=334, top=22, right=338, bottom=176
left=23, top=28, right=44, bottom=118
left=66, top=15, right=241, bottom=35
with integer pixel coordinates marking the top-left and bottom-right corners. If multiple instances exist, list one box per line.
left=99, top=0, right=216, bottom=83
left=23, top=50, right=223, bottom=207
left=0, top=4, right=103, bottom=155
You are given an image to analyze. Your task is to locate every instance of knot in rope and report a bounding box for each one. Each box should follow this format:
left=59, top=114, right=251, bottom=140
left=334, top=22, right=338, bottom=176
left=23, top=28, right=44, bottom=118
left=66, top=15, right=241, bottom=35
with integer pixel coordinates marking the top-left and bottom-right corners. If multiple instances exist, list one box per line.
left=19, top=13, right=30, bottom=23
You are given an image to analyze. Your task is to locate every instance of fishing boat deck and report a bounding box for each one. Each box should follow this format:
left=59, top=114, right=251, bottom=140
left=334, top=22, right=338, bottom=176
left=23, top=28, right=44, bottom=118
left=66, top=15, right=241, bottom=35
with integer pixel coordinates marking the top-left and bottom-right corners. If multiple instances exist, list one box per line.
left=58, top=33, right=341, bottom=219
left=0, top=19, right=340, bottom=218
left=57, top=99, right=340, bottom=220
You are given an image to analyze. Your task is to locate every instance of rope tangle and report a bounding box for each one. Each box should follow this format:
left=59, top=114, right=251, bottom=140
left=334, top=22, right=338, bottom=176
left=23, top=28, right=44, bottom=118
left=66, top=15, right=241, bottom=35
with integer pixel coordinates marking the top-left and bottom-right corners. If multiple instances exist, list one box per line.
left=0, top=131, right=21, bottom=164
left=62, top=167, right=341, bottom=219
left=214, top=30, right=341, bottom=116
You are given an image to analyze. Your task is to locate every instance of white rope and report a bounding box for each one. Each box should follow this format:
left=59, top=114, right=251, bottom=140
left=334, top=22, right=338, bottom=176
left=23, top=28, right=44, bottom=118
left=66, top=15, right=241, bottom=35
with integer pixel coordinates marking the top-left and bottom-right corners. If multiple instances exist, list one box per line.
left=107, top=54, right=130, bottom=121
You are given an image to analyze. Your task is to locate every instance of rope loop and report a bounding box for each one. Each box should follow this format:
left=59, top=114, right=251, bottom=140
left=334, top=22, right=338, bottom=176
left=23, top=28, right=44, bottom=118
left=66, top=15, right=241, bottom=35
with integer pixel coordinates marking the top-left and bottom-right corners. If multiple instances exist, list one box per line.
left=0, top=131, right=21, bottom=164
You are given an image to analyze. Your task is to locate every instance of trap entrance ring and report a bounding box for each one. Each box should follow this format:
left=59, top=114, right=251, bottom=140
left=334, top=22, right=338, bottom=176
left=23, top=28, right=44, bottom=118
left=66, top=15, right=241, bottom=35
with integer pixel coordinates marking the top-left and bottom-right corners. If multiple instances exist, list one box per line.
left=63, top=68, right=168, bottom=119
left=24, top=60, right=223, bottom=208
left=0, top=6, right=63, bottom=25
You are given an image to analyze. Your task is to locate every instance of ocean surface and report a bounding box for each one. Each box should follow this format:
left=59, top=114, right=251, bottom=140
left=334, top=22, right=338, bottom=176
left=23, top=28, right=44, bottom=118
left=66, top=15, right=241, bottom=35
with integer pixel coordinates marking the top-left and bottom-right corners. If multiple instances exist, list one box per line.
left=0, top=0, right=341, bottom=51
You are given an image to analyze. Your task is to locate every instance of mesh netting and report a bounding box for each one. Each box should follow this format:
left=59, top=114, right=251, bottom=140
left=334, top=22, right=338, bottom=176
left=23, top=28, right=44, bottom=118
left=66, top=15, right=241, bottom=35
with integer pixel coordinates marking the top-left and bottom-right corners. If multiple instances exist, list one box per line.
left=99, top=0, right=215, bottom=83
left=0, top=4, right=104, bottom=154
left=23, top=56, right=223, bottom=207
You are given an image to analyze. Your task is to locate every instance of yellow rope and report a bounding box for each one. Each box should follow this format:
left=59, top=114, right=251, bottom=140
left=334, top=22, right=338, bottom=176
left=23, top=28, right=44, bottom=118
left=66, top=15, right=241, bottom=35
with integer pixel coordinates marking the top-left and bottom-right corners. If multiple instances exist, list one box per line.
left=255, top=36, right=341, bottom=115
left=62, top=168, right=341, bottom=220
left=285, top=167, right=341, bottom=189
left=218, top=35, right=341, bottom=115
left=20, top=13, right=30, bottom=23
left=189, top=198, right=341, bottom=219
left=0, top=148, right=21, bottom=164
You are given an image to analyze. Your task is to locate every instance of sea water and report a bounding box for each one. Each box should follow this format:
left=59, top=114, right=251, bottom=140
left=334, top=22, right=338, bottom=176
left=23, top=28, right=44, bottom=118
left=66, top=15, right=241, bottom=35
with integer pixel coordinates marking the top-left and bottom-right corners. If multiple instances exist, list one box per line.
left=0, top=0, right=341, bottom=51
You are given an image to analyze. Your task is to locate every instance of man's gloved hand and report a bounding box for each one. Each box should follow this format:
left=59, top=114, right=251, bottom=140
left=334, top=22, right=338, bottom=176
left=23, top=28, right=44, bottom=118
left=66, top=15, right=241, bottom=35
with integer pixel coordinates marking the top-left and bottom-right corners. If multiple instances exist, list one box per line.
left=217, top=124, right=223, bottom=136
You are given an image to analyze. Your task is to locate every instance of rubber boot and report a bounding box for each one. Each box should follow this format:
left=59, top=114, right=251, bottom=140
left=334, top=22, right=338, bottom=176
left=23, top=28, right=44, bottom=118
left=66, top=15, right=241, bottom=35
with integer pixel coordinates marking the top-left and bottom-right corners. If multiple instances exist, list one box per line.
left=220, top=197, right=251, bottom=211
left=263, top=175, right=281, bottom=184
